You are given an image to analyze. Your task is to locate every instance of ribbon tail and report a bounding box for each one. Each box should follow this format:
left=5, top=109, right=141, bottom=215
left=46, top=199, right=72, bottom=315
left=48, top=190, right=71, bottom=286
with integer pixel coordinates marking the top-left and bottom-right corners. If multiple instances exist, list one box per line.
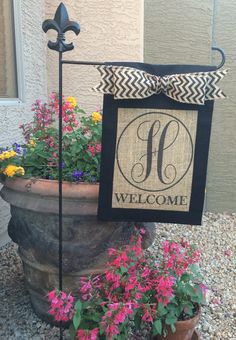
left=205, top=69, right=229, bottom=101
left=92, top=66, right=114, bottom=94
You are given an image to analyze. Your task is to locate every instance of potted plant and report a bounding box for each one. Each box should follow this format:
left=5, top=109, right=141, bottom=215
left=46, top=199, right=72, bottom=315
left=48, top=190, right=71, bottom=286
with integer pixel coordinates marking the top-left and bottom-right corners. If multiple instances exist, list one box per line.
left=0, top=93, right=154, bottom=321
left=48, top=229, right=205, bottom=339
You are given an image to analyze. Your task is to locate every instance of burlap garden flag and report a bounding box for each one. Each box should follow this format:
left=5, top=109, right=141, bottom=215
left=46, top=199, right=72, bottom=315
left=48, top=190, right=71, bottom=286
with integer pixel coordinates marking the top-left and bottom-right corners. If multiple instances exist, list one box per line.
left=93, top=62, right=227, bottom=225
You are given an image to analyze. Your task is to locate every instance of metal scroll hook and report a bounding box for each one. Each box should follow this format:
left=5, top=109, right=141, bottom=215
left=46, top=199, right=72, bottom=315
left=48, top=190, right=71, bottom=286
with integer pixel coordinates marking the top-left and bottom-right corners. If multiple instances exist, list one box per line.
left=212, top=46, right=226, bottom=69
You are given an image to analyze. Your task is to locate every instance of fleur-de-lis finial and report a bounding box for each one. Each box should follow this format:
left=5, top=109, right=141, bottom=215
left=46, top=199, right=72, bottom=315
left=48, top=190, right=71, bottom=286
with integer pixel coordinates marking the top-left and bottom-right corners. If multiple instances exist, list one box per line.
left=42, top=2, right=80, bottom=53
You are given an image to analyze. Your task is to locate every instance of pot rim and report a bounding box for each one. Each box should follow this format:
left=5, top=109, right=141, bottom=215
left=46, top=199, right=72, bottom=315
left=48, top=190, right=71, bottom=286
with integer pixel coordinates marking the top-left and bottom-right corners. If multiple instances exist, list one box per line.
left=2, top=177, right=99, bottom=199
left=173, top=305, right=201, bottom=330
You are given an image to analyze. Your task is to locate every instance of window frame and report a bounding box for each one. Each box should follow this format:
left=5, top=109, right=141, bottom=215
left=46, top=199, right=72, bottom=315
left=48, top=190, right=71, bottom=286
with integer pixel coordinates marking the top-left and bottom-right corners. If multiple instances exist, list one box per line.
left=0, top=0, right=25, bottom=105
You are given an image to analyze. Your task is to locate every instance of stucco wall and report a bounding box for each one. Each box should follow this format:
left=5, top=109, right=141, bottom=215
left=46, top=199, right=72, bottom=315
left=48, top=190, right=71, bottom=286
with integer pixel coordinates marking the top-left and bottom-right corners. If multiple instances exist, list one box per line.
left=0, top=0, right=47, bottom=246
left=144, top=0, right=236, bottom=212
left=45, top=0, right=144, bottom=112
left=206, top=0, right=236, bottom=212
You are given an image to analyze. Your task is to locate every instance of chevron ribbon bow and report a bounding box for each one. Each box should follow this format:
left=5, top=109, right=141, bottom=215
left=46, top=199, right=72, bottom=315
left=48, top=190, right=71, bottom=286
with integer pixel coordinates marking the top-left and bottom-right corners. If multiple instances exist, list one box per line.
left=93, top=66, right=228, bottom=105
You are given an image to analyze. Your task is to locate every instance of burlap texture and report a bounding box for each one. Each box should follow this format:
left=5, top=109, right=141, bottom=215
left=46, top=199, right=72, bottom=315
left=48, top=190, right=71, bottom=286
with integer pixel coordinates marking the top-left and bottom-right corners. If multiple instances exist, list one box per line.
left=112, top=108, right=197, bottom=212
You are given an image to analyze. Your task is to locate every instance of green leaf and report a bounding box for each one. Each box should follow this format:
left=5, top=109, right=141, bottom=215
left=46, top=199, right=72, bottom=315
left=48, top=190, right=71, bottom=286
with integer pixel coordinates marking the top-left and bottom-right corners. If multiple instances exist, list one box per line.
left=170, top=323, right=176, bottom=333
left=181, top=273, right=192, bottom=282
left=157, top=303, right=167, bottom=316
left=73, top=312, right=81, bottom=330
left=35, top=151, right=50, bottom=159
left=165, top=313, right=177, bottom=326
left=195, top=285, right=204, bottom=302
left=185, top=283, right=196, bottom=297
left=166, top=303, right=177, bottom=314
left=74, top=300, right=82, bottom=312
left=170, top=298, right=179, bottom=306
left=119, top=318, right=128, bottom=331
left=134, top=313, right=141, bottom=330
left=120, top=265, right=128, bottom=274
left=99, top=327, right=105, bottom=335
left=153, top=319, right=162, bottom=335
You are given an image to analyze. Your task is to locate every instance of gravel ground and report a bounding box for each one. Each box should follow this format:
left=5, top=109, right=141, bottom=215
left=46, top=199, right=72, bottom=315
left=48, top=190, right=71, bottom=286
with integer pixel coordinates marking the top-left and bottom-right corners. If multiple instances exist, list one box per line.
left=0, top=212, right=235, bottom=340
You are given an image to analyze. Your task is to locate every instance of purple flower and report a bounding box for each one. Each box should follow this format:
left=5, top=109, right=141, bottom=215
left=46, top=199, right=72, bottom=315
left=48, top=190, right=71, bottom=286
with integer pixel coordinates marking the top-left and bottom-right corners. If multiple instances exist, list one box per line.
left=13, top=143, right=21, bottom=154
left=72, top=170, right=83, bottom=181
left=0, top=147, right=8, bottom=153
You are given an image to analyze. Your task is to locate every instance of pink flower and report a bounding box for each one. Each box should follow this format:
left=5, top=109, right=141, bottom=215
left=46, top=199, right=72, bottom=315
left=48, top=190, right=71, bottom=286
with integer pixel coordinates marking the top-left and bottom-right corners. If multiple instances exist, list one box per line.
left=105, top=324, right=119, bottom=339
left=48, top=290, right=74, bottom=322
left=63, top=115, right=70, bottom=123
left=80, top=280, right=92, bottom=294
left=108, top=248, right=118, bottom=257
left=155, top=276, right=174, bottom=305
left=112, top=250, right=129, bottom=268
left=141, top=267, right=151, bottom=278
left=162, top=240, right=170, bottom=255
left=87, top=145, right=95, bottom=157
left=114, top=310, right=126, bottom=324
left=47, top=289, right=57, bottom=300
left=95, top=143, right=101, bottom=153
left=135, top=292, right=142, bottom=300
left=76, top=328, right=99, bottom=340
left=142, top=309, right=153, bottom=322
left=125, top=277, right=138, bottom=293
left=63, top=125, right=73, bottom=133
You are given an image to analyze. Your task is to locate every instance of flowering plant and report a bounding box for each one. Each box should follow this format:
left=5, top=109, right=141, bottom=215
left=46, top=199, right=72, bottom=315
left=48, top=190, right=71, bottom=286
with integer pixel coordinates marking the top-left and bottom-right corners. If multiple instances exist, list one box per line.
left=48, top=230, right=205, bottom=339
left=0, top=93, right=102, bottom=182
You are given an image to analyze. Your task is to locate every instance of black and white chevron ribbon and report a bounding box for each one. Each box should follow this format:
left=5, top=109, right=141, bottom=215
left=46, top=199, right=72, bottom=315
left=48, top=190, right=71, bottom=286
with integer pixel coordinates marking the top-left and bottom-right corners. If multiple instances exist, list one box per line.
left=92, top=66, right=228, bottom=105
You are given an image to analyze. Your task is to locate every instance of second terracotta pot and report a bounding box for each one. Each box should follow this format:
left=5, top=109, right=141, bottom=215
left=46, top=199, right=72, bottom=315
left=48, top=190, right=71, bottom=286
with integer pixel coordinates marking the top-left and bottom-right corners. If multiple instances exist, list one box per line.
left=154, top=307, right=201, bottom=340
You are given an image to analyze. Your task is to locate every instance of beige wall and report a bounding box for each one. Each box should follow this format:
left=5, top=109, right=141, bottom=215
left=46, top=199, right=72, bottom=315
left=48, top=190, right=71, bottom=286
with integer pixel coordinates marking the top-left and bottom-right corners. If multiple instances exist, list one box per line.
left=0, top=0, right=48, bottom=245
left=144, top=0, right=236, bottom=212
left=206, top=0, right=236, bottom=212
left=45, top=0, right=144, bottom=112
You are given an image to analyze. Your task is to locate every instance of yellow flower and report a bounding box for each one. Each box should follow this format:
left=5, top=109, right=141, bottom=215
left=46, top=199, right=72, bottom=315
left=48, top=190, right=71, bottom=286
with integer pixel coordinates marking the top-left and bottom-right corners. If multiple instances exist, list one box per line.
left=29, top=139, right=36, bottom=147
left=0, top=150, right=17, bottom=161
left=66, top=96, right=77, bottom=108
left=92, top=111, right=102, bottom=124
left=3, top=165, right=25, bottom=177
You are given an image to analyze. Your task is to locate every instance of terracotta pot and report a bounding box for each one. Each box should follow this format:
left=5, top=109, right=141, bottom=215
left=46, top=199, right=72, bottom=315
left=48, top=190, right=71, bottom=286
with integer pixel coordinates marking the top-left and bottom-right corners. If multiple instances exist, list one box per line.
left=0, top=177, right=155, bottom=322
left=153, top=308, right=201, bottom=340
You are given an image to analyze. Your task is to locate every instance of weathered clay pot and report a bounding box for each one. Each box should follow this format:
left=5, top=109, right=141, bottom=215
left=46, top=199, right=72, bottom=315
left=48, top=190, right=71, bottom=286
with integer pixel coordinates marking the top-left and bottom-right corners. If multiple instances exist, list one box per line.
left=154, top=308, right=201, bottom=340
left=0, top=177, right=155, bottom=322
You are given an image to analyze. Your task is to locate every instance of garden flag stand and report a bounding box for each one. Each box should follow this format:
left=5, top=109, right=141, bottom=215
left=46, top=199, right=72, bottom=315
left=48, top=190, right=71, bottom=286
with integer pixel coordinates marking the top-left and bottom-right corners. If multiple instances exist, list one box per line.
left=95, top=62, right=228, bottom=225
left=42, top=3, right=227, bottom=338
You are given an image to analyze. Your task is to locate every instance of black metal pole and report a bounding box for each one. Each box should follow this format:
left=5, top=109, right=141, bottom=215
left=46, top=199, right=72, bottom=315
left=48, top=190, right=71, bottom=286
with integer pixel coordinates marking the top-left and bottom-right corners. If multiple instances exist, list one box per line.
left=59, top=52, right=63, bottom=292
left=59, top=51, right=63, bottom=340
left=43, top=5, right=80, bottom=340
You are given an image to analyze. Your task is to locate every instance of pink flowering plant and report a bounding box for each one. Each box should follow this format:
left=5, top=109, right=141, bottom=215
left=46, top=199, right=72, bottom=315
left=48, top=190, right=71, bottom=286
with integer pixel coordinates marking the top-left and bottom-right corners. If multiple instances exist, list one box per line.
left=0, top=93, right=102, bottom=182
left=48, top=230, right=205, bottom=339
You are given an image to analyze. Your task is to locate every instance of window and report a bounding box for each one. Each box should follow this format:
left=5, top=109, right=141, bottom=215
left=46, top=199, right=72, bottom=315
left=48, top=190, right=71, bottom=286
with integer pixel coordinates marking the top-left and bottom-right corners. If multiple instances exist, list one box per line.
left=0, top=0, right=24, bottom=102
